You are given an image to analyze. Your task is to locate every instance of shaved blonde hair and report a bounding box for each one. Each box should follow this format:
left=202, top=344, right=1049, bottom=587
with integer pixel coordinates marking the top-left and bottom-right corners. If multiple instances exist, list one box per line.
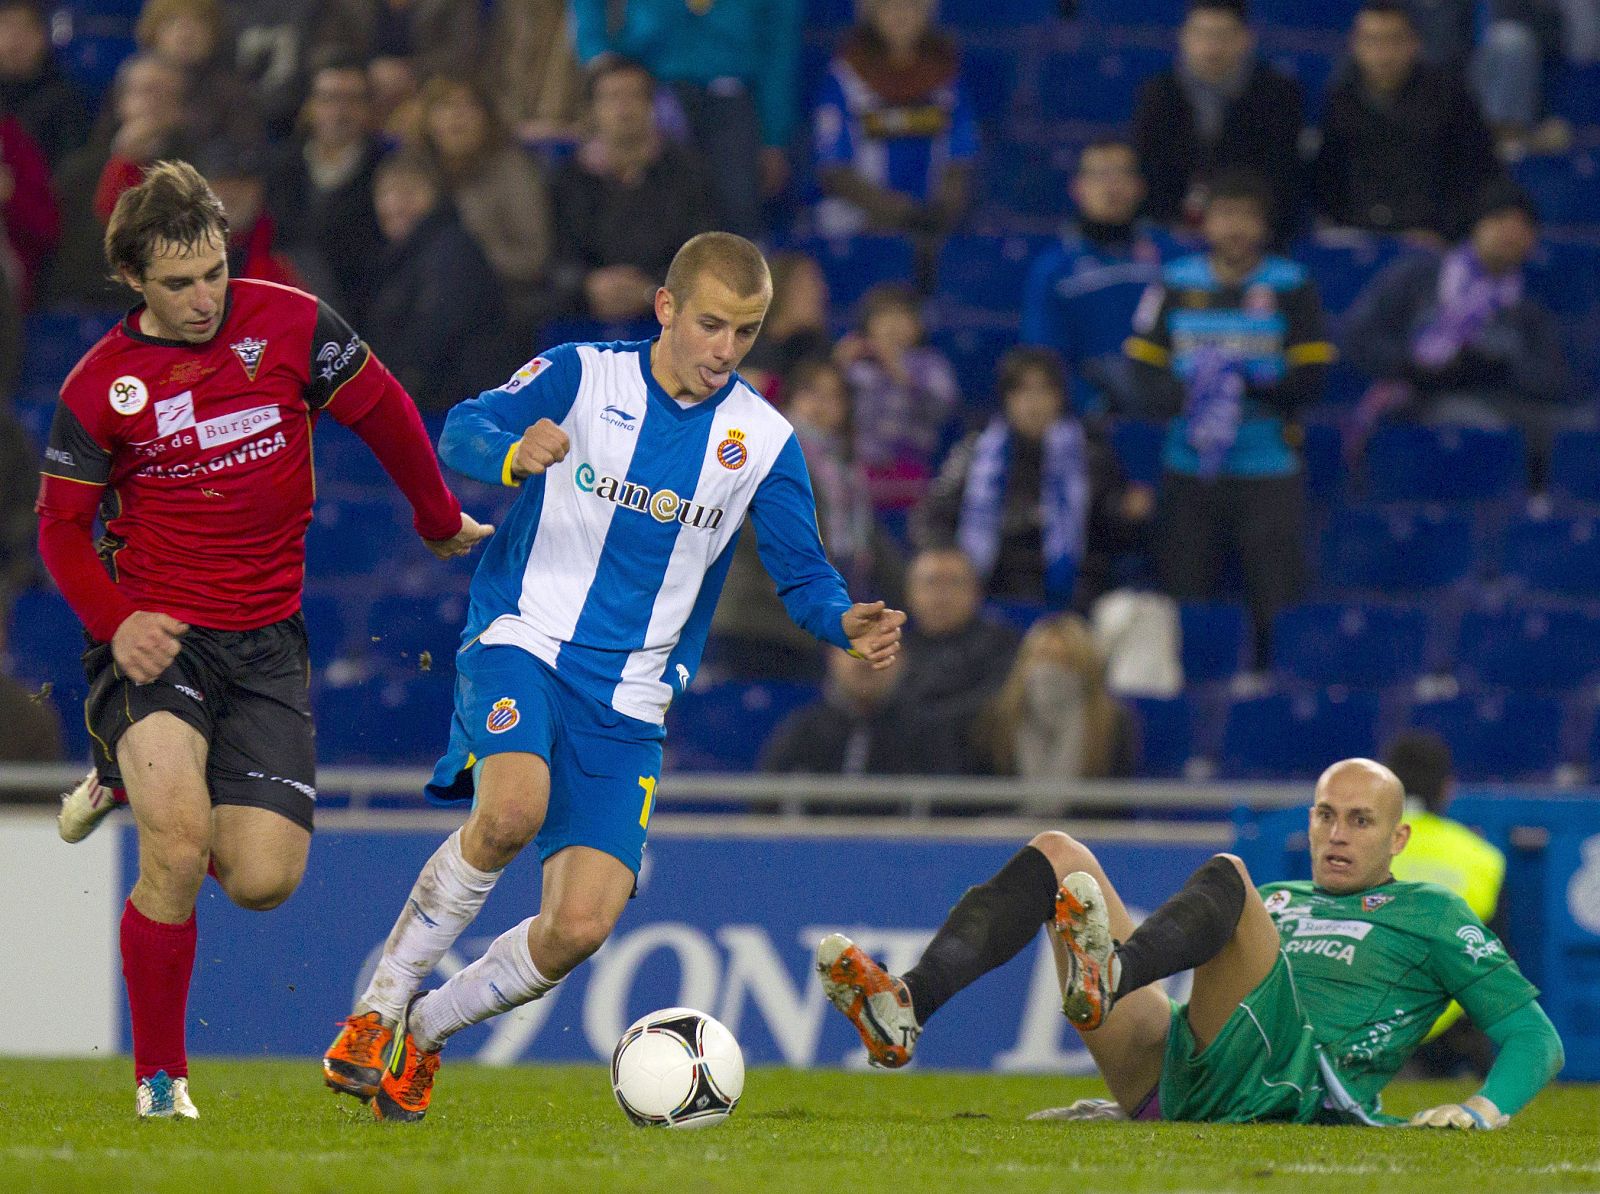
left=664, top=232, right=772, bottom=305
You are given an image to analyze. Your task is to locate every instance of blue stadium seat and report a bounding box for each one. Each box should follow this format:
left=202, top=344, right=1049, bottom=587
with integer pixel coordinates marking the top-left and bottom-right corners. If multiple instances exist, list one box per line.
left=1110, top=419, right=1164, bottom=486
left=58, top=34, right=136, bottom=99
left=314, top=420, right=394, bottom=491
left=1513, top=154, right=1600, bottom=227
left=299, top=592, right=349, bottom=671
left=1037, top=45, right=1172, bottom=123
left=1129, top=693, right=1194, bottom=778
left=1294, top=233, right=1406, bottom=317
left=1266, top=50, right=1336, bottom=120
left=790, top=235, right=916, bottom=311
left=664, top=679, right=818, bottom=772
left=1409, top=693, right=1564, bottom=782
left=1074, top=0, right=1186, bottom=25
left=1320, top=506, right=1474, bottom=592
left=1253, top=0, right=1363, bottom=29
left=1364, top=424, right=1526, bottom=503
left=1300, top=422, right=1344, bottom=501
left=304, top=497, right=411, bottom=578
left=1550, top=62, right=1600, bottom=126
left=1501, top=514, right=1600, bottom=596
left=365, top=591, right=470, bottom=672
left=1217, top=688, right=1380, bottom=779
left=20, top=310, right=118, bottom=388
left=1549, top=430, right=1600, bottom=504
left=1272, top=602, right=1430, bottom=687
left=1456, top=607, right=1600, bottom=689
left=312, top=673, right=454, bottom=765
left=1527, top=239, right=1600, bottom=318
left=935, top=234, right=1050, bottom=317
left=1179, top=602, right=1246, bottom=684
left=928, top=320, right=1020, bottom=410
left=981, top=139, right=1075, bottom=219
left=6, top=588, right=91, bottom=760
left=961, top=44, right=1022, bottom=126
left=938, top=0, right=1055, bottom=28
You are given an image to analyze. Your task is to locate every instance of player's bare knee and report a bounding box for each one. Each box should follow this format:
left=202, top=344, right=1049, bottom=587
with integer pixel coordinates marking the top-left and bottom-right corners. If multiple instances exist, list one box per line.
left=543, top=909, right=615, bottom=967
left=1029, top=830, right=1093, bottom=877
left=464, top=807, right=538, bottom=868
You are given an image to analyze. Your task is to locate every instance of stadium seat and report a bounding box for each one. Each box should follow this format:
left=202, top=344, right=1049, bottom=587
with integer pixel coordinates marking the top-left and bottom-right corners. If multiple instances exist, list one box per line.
left=1501, top=513, right=1600, bottom=596
left=20, top=310, right=118, bottom=389
left=1319, top=505, right=1474, bottom=593
left=961, top=44, right=1022, bottom=126
left=304, top=497, right=412, bottom=578
left=1073, top=0, right=1186, bottom=25
left=790, top=235, right=916, bottom=311
left=1527, top=239, right=1600, bottom=318
left=1513, top=154, right=1600, bottom=227
left=1179, top=602, right=1247, bottom=684
left=1363, top=424, right=1526, bottom=503
left=1217, top=688, right=1380, bottom=780
left=1456, top=606, right=1600, bottom=689
left=1272, top=602, right=1430, bottom=687
left=314, top=420, right=393, bottom=491
left=1266, top=50, right=1336, bottom=120
left=1409, top=692, right=1564, bottom=782
left=312, top=673, right=454, bottom=765
left=1294, top=233, right=1406, bottom=318
left=934, top=234, right=1050, bottom=317
left=664, top=679, right=818, bottom=772
left=981, top=139, right=1075, bottom=219
left=1110, top=419, right=1165, bottom=486
left=1550, top=62, right=1600, bottom=126
left=5, top=587, right=91, bottom=760
left=299, top=591, right=349, bottom=671
left=937, top=0, right=1055, bottom=29
left=928, top=320, right=1020, bottom=410
left=1253, top=0, right=1363, bottom=30
left=1299, top=422, right=1345, bottom=501
left=1549, top=430, right=1600, bottom=504
left=1037, top=45, right=1172, bottom=124
left=1129, top=693, right=1194, bottom=778
left=58, top=34, right=136, bottom=99
left=365, top=591, right=470, bottom=672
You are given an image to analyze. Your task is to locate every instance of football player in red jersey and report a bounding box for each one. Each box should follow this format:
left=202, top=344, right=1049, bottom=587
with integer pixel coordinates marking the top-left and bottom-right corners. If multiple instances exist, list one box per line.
left=34, top=160, right=492, bottom=1119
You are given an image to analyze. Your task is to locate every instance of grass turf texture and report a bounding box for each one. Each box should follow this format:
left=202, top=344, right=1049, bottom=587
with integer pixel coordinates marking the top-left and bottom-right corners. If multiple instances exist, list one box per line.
left=7, top=1060, right=1598, bottom=1193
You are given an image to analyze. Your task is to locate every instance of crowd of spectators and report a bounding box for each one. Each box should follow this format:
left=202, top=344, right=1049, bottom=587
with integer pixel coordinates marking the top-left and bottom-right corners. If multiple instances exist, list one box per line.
left=0, top=0, right=1596, bottom=776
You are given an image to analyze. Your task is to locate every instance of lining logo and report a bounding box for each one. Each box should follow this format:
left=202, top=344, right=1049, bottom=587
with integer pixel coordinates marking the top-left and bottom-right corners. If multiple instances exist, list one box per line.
left=109, top=375, right=148, bottom=415
left=1363, top=893, right=1393, bottom=911
left=717, top=428, right=747, bottom=470
left=1457, top=925, right=1504, bottom=964
left=486, top=697, right=520, bottom=734
left=230, top=336, right=268, bottom=381
left=602, top=405, right=637, bottom=429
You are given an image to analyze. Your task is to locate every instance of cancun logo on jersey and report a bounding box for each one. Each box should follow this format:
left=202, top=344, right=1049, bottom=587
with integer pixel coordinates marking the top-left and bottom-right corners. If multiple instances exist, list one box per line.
left=1456, top=925, right=1504, bottom=964
left=573, top=461, right=725, bottom=530
left=717, top=428, right=748, bottom=470
left=602, top=405, right=638, bottom=429
left=486, top=697, right=520, bottom=734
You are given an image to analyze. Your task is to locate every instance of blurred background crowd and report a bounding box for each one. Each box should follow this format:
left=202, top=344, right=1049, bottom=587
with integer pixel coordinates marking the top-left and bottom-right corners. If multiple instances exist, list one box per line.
left=3, top=0, right=1600, bottom=790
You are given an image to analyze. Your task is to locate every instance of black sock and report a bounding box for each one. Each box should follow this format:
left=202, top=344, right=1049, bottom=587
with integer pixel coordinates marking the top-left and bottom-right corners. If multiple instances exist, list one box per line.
left=1114, top=855, right=1246, bottom=998
left=901, top=845, right=1059, bottom=1024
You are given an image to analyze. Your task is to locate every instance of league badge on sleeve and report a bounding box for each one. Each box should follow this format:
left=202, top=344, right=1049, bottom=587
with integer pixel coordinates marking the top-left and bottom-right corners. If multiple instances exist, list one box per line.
left=502, top=357, right=550, bottom=393
left=486, top=697, right=520, bottom=734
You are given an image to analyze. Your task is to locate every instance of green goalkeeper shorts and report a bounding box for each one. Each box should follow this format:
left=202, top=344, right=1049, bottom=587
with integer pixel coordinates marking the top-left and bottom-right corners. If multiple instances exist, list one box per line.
left=1157, top=952, right=1328, bottom=1124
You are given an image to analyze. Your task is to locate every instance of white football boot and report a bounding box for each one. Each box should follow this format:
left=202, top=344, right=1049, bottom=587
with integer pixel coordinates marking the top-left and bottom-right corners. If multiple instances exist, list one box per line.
left=58, top=771, right=119, bottom=843
left=136, top=1071, right=199, bottom=1119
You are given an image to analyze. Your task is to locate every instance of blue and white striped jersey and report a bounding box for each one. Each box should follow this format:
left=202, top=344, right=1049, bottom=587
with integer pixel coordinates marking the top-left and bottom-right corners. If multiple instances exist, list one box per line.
left=438, top=340, right=854, bottom=725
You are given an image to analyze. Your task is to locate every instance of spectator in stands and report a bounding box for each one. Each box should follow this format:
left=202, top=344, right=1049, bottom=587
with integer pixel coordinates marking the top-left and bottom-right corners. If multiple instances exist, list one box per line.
left=265, top=48, right=385, bottom=324
left=1125, top=173, right=1332, bottom=668
left=1131, top=0, right=1304, bottom=244
left=839, top=283, right=960, bottom=522
left=738, top=251, right=832, bottom=398
left=489, top=0, right=582, bottom=144
left=811, top=0, right=976, bottom=242
left=710, top=359, right=901, bottom=681
left=366, top=151, right=505, bottom=413
left=549, top=57, right=715, bottom=323
left=761, top=646, right=963, bottom=775
left=897, top=546, right=1018, bottom=770
left=193, top=140, right=302, bottom=287
left=979, top=613, right=1135, bottom=781
left=1342, top=180, right=1576, bottom=479
left=0, top=0, right=91, bottom=169
left=47, top=54, right=188, bottom=305
left=317, top=0, right=481, bottom=85
left=573, top=0, right=799, bottom=238
left=1312, top=0, right=1502, bottom=243
left=1385, top=730, right=1505, bottom=1078
left=0, top=110, right=57, bottom=310
left=918, top=347, right=1154, bottom=611
left=413, top=73, right=551, bottom=321
left=1021, top=139, right=1174, bottom=417
left=135, top=0, right=263, bottom=147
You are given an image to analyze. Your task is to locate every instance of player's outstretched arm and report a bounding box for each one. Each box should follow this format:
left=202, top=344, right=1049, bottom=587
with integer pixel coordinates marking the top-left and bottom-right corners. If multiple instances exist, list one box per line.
left=842, top=601, right=906, bottom=670
left=1412, top=1001, right=1564, bottom=1129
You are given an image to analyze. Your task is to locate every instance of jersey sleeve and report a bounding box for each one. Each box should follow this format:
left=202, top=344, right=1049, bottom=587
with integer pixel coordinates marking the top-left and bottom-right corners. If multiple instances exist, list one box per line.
left=36, top=401, right=112, bottom=515
left=304, top=300, right=378, bottom=417
left=437, top=343, right=583, bottom=487
left=748, top=433, right=854, bottom=650
left=1425, top=891, right=1539, bottom=1028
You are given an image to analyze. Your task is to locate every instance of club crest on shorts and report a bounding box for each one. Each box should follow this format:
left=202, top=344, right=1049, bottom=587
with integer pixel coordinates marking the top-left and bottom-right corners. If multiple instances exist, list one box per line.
left=230, top=336, right=268, bottom=381
left=1363, top=893, right=1393, bottom=911
left=717, top=428, right=747, bottom=470
left=486, top=697, right=520, bottom=734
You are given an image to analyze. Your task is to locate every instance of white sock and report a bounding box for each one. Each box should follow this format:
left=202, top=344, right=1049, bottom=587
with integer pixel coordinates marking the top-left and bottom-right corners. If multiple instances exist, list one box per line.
left=410, top=917, right=557, bottom=1052
left=358, top=829, right=501, bottom=1024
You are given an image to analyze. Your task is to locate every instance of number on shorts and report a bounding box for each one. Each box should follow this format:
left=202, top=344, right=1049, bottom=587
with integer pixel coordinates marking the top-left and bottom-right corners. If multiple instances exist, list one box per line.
left=637, top=775, right=657, bottom=830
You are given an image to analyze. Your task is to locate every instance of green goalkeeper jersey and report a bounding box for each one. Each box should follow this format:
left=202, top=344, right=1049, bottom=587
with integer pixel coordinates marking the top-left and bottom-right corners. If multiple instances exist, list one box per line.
left=1257, top=879, right=1539, bottom=1116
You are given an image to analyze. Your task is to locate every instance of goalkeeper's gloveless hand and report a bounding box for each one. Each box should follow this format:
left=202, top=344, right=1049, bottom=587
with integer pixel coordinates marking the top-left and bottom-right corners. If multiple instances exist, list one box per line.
left=1409, top=1095, right=1507, bottom=1130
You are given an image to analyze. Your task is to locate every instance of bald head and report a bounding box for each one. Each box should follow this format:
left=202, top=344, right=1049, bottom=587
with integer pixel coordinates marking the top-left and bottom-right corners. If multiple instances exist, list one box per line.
left=1308, top=757, right=1410, bottom=894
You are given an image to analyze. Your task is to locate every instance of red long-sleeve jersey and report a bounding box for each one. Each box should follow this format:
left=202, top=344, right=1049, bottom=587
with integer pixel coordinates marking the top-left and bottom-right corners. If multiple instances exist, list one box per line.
left=36, top=278, right=462, bottom=641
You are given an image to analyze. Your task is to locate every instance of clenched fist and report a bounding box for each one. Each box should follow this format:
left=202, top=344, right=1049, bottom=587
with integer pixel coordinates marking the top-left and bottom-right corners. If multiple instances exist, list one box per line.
left=112, top=611, right=188, bottom=684
left=511, top=418, right=570, bottom=481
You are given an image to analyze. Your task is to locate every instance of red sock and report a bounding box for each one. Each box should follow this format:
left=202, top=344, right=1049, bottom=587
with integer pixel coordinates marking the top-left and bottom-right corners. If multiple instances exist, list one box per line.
left=121, top=899, right=197, bottom=1083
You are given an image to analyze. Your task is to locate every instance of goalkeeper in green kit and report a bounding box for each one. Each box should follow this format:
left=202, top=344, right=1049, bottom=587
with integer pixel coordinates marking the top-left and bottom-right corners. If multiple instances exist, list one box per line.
left=816, top=758, right=1565, bottom=1127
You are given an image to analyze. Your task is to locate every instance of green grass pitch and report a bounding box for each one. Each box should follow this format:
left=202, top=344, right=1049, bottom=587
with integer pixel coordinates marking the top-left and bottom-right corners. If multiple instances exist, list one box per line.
left=7, top=1060, right=1598, bottom=1193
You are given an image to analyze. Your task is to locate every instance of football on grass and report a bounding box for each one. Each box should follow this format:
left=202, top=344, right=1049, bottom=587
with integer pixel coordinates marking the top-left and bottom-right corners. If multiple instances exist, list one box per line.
left=611, top=1007, right=745, bottom=1128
